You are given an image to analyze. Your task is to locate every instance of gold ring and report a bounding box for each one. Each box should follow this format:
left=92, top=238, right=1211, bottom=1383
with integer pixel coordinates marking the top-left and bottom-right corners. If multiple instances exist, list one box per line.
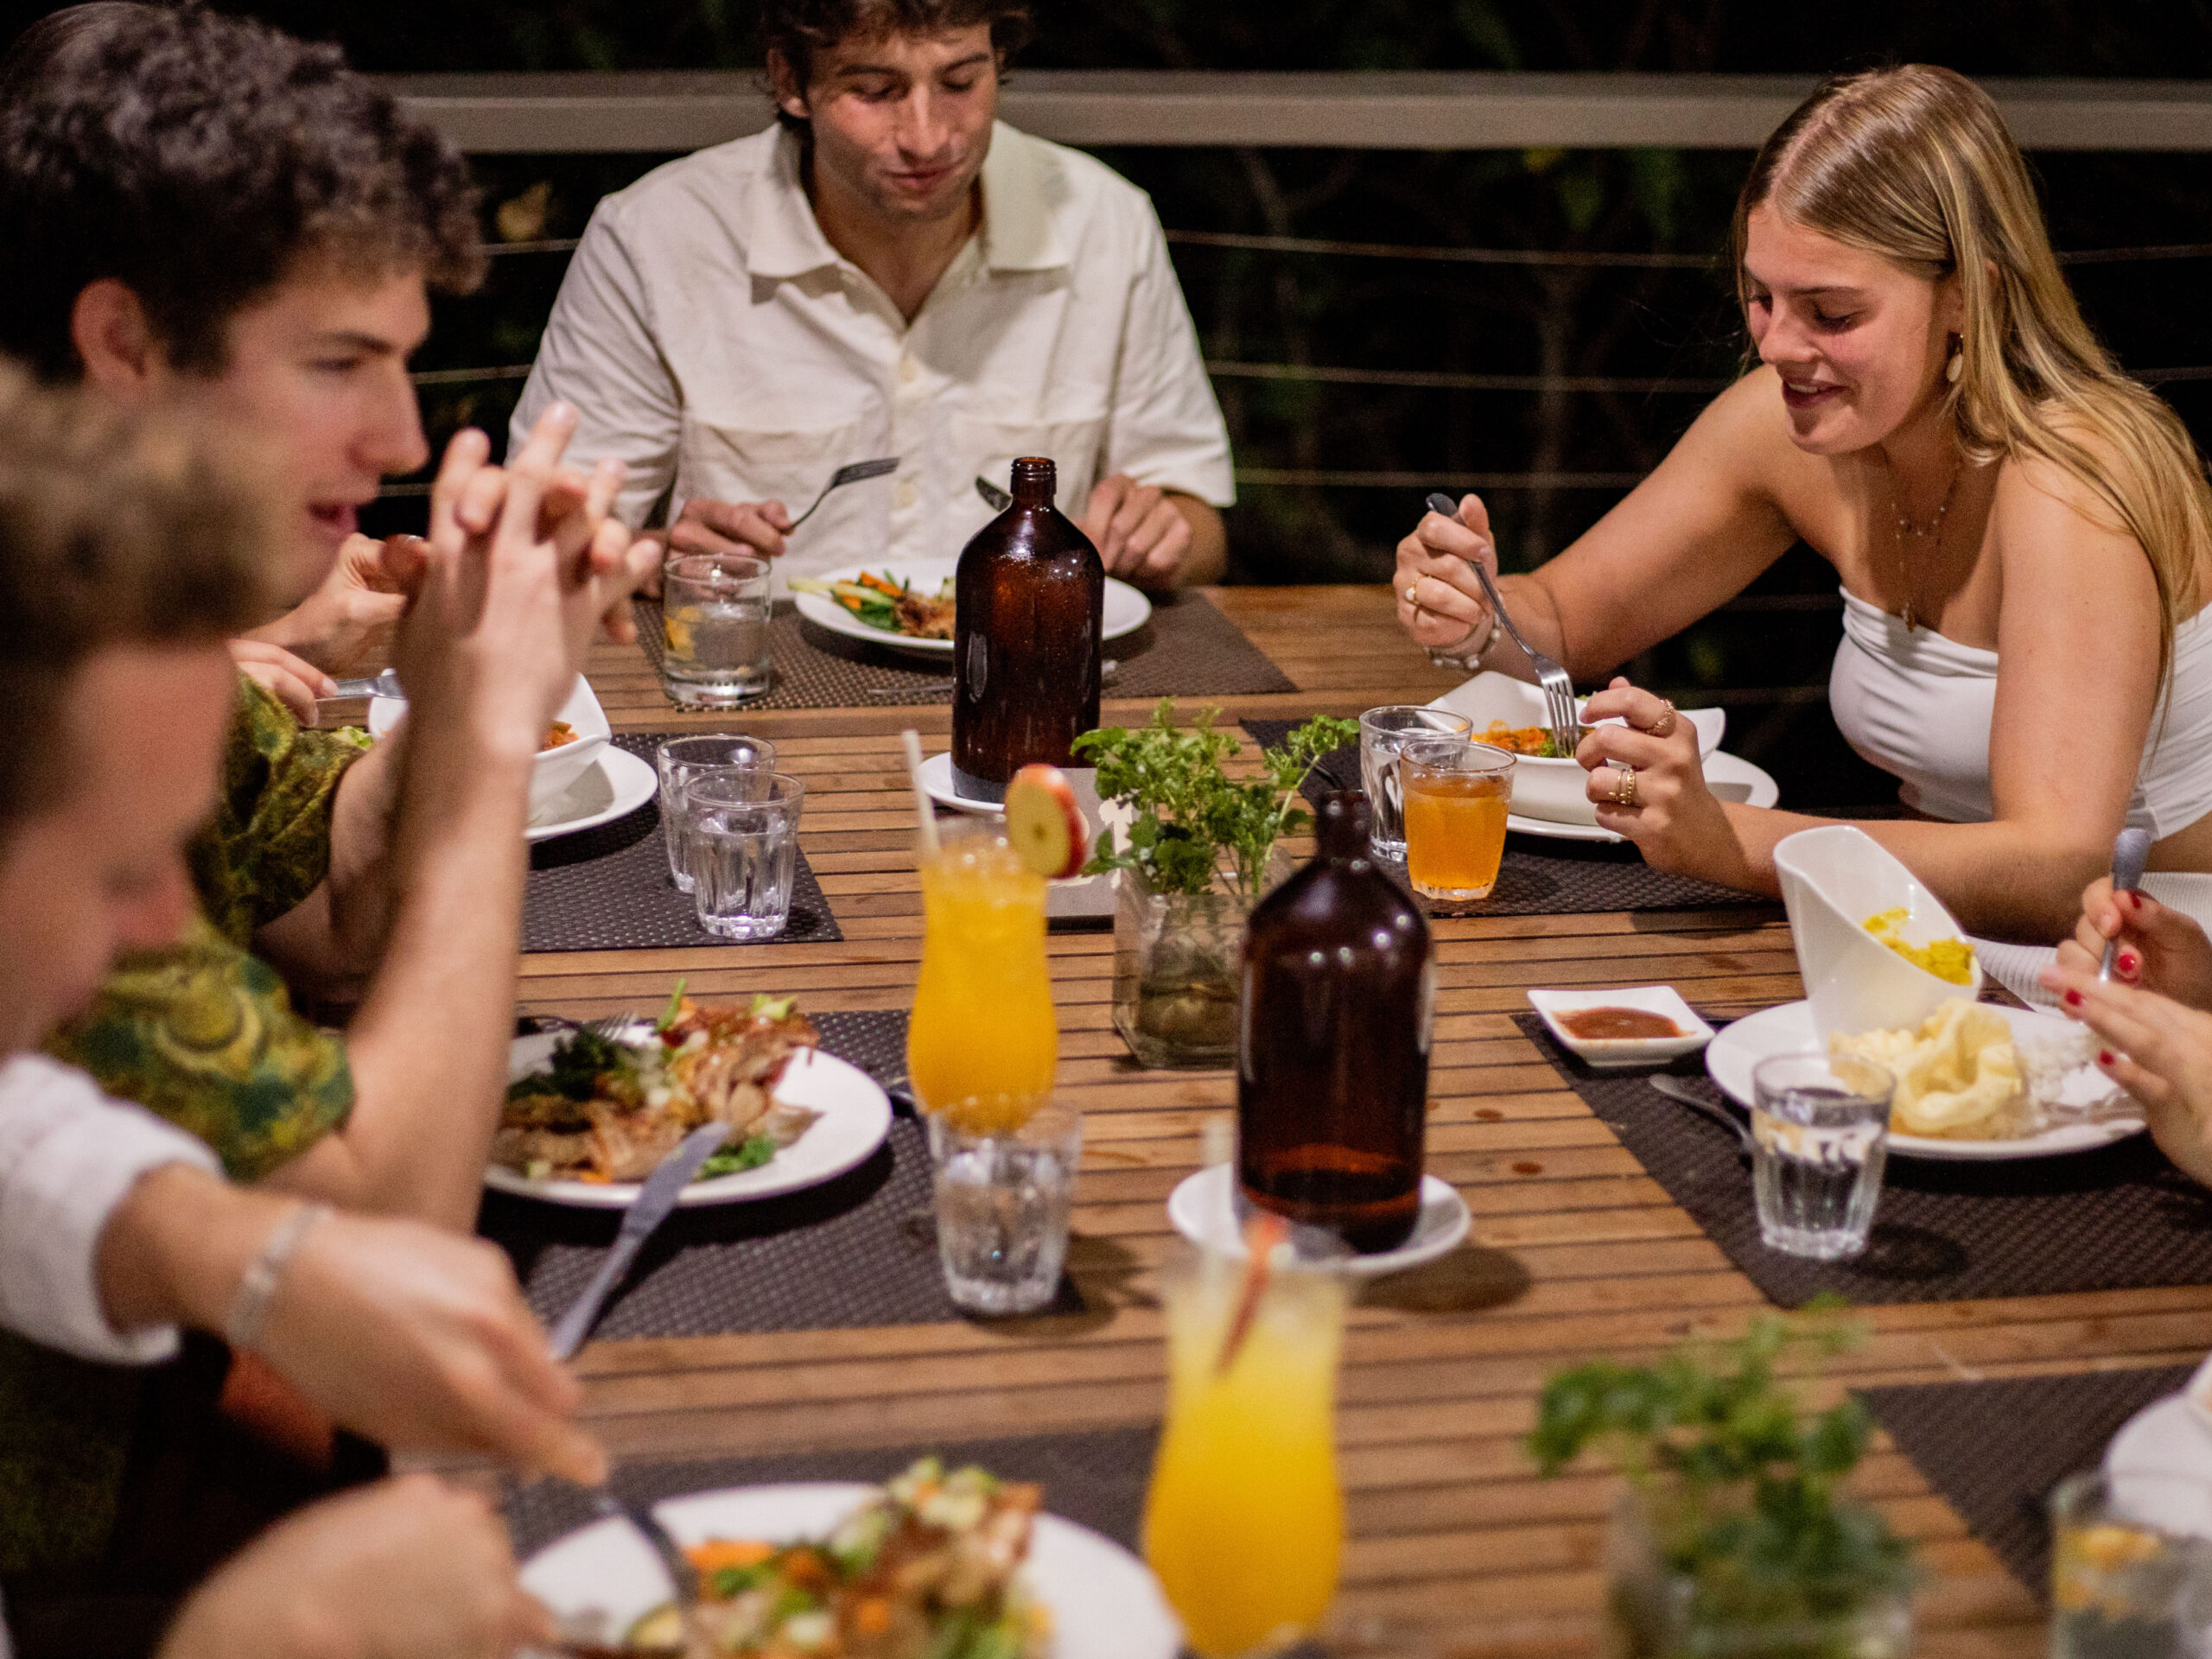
left=1613, top=768, right=1638, bottom=807
left=1648, top=700, right=1679, bottom=740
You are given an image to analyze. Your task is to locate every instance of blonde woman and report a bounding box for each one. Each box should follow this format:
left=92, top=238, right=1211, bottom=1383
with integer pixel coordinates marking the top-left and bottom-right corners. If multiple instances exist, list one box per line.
left=1395, top=65, right=2212, bottom=946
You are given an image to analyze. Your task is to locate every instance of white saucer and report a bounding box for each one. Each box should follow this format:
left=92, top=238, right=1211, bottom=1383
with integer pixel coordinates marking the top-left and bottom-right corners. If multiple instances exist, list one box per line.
left=1166, top=1164, right=1470, bottom=1276
left=1706, top=999, right=2145, bottom=1161
left=2104, top=1360, right=2212, bottom=1535
left=1506, top=752, right=1778, bottom=843
left=918, top=750, right=1005, bottom=817
left=526, top=746, right=658, bottom=843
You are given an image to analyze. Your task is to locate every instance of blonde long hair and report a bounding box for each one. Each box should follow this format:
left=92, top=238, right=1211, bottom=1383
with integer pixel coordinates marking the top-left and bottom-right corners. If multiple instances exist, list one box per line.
left=1732, top=64, right=2212, bottom=689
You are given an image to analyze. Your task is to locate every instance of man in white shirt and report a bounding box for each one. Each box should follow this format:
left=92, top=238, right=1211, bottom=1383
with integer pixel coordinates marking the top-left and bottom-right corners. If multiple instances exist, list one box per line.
left=514, top=0, right=1235, bottom=588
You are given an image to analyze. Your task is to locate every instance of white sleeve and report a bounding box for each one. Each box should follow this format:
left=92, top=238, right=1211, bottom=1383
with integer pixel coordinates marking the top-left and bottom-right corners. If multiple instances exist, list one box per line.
left=512, top=200, right=684, bottom=531
left=0, top=1055, right=221, bottom=1364
left=1103, top=203, right=1236, bottom=509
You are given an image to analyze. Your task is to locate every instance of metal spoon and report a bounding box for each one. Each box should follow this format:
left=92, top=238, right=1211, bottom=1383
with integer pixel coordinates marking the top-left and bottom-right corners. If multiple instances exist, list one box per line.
left=2100, top=825, right=2154, bottom=982
left=785, top=456, right=899, bottom=531
left=1647, top=1075, right=1755, bottom=1162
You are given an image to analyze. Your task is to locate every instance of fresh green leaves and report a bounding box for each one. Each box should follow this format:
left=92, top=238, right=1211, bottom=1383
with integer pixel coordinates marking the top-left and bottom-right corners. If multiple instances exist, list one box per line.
left=1529, top=1308, right=1916, bottom=1630
left=696, top=1134, right=778, bottom=1179
left=506, top=1025, right=630, bottom=1103
left=1072, top=701, right=1359, bottom=899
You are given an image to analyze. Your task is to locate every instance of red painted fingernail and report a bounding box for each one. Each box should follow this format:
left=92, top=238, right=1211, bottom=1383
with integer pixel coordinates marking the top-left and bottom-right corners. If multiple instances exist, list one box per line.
left=2126, top=890, right=2142, bottom=910
left=2063, top=989, right=2083, bottom=1007
left=2100, top=1051, right=2116, bottom=1066
left=2119, top=951, right=2140, bottom=976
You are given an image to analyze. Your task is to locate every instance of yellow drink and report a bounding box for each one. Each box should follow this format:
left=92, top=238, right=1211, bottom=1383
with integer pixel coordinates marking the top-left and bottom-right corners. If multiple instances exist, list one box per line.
left=1402, top=741, right=1514, bottom=909
left=907, top=831, right=1057, bottom=1128
left=1143, top=1255, right=1347, bottom=1657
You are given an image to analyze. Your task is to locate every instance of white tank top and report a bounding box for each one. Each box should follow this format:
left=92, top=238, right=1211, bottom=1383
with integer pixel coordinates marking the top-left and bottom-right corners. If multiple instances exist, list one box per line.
left=1827, top=586, right=2212, bottom=836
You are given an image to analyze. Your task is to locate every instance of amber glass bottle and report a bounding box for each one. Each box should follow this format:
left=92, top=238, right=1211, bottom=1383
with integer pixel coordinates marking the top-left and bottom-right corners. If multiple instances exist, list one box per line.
left=1237, top=791, right=1434, bottom=1253
left=950, top=456, right=1105, bottom=802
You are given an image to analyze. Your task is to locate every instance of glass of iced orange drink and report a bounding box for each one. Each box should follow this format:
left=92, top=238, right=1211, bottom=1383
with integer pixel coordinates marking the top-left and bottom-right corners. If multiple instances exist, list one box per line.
left=1399, top=735, right=1514, bottom=912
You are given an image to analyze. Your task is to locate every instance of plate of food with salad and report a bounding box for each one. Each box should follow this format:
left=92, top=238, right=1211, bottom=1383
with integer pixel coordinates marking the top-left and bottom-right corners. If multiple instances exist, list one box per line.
left=791, top=559, right=1153, bottom=661
left=490, top=985, right=893, bottom=1208
left=527, top=1458, right=1179, bottom=1659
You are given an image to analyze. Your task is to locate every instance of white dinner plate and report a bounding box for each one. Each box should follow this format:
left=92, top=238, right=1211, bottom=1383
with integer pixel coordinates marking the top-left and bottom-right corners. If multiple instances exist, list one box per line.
left=1504, top=752, right=1778, bottom=843
left=1166, top=1164, right=1471, bottom=1277
left=2107, top=1354, right=2212, bottom=1505
left=523, top=1482, right=1181, bottom=1659
left=524, top=747, right=658, bottom=845
left=487, top=1031, right=893, bottom=1208
left=1705, top=1000, right=2145, bottom=1161
left=791, top=557, right=1153, bottom=660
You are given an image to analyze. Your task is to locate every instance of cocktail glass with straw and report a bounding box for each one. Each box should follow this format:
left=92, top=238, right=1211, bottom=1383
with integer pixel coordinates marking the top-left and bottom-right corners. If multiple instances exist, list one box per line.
left=1144, top=1218, right=1350, bottom=1657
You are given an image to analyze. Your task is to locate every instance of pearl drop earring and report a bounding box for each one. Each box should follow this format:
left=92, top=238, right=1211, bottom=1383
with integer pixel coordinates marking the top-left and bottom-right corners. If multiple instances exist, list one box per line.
left=1945, top=340, right=1964, bottom=385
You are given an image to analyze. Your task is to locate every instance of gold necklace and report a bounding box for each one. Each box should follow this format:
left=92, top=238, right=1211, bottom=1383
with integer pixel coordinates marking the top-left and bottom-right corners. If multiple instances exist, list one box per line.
left=1885, top=454, right=1962, bottom=632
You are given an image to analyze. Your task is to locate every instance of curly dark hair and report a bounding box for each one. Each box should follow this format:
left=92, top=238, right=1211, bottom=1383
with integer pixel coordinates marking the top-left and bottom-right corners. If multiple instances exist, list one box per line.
left=0, top=3, right=484, bottom=380
left=0, top=364, right=269, bottom=828
left=761, top=0, right=1032, bottom=133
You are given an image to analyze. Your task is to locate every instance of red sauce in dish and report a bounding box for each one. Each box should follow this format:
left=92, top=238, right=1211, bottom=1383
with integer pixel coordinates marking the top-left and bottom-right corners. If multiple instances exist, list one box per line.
left=1557, top=1007, right=1681, bottom=1041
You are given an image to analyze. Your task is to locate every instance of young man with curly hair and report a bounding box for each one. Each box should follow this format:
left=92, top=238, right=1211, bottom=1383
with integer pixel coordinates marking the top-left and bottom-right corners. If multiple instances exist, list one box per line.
left=515, top=0, right=1235, bottom=588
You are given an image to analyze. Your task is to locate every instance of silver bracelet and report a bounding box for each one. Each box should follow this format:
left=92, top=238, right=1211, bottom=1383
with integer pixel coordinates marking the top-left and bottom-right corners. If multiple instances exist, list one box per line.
left=1427, top=611, right=1503, bottom=672
left=223, top=1201, right=331, bottom=1353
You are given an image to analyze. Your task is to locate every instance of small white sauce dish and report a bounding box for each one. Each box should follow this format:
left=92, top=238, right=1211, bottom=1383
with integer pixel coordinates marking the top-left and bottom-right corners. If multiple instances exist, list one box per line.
left=1528, top=985, right=1716, bottom=1069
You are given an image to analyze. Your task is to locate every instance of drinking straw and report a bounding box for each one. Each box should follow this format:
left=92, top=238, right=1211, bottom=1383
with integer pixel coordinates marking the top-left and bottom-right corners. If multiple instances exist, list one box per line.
left=1216, top=1212, right=1289, bottom=1377
left=899, top=728, right=940, bottom=859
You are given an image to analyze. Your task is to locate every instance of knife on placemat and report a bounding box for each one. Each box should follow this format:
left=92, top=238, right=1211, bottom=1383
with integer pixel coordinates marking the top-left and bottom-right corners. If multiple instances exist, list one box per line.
left=547, top=1122, right=728, bottom=1360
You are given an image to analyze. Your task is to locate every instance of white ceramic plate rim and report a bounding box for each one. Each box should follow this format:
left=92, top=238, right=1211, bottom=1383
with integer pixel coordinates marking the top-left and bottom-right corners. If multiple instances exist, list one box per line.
left=1705, top=999, right=2145, bottom=1160
left=1527, top=985, right=1715, bottom=1068
left=791, top=558, right=1153, bottom=658
left=918, top=750, right=1004, bottom=817
left=486, top=1035, right=893, bottom=1207
left=521, top=1482, right=1179, bottom=1659
left=524, top=747, right=658, bottom=845
left=1165, top=1164, right=1470, bottom=1276
left=1503, top=751, right=1777, bottom=843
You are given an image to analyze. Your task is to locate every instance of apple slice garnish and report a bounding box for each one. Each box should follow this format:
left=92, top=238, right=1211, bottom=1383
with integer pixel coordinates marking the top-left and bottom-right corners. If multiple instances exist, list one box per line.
left=1004, top=764, right=1090, bottom=880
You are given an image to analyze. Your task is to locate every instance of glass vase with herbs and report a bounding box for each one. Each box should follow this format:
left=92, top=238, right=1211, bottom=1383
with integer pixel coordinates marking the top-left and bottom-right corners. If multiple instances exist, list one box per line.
left=1529, top=1308, right=1918, bottom=1659
left=1074, top=702, right=1357, bottom=1068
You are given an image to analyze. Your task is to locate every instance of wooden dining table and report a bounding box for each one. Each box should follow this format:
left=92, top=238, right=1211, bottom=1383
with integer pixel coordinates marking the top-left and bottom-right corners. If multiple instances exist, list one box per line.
left=492, top=582, right=2212, bottom=1656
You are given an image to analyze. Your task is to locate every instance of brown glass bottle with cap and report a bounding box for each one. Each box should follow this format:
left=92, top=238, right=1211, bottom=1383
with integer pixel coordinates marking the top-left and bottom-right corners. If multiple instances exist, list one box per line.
left=1236, top=791, right=1434, bottom=1253
left=950, top=456, right=1105, bottom=802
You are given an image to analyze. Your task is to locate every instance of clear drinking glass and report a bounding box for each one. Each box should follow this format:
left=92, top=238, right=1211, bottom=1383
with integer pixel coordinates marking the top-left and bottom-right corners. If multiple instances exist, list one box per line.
left=1397, top=735, right=1515, bottom=912
left=655, top=734, right=776, bottom=892
left=1358, top=707, right=1473, bottom=863
left=928, top=1100, right=1081, bottom=1316
left=1748, top=1052, right=1893, bottom=1261
left=2051, top=1470, right=2212, bottom=1658
left=662, top=553, right=772, bottom=704
left=681, top=772, right=804, bottom=940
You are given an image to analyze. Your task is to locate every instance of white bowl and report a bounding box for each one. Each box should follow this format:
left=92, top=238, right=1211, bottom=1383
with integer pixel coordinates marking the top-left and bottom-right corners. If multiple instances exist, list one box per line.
left=1772, top=824, right=1982, bottom=1042
left=369, top=673, right=609, bottom=817
left=1527, top=985, right=1715, bottom=1069
left=1425, top=673, right=1723, bottom=826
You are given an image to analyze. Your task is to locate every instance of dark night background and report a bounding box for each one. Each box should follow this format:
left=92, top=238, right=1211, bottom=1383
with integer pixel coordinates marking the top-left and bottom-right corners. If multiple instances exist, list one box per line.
left=9, top=0, right=2212, bottom=806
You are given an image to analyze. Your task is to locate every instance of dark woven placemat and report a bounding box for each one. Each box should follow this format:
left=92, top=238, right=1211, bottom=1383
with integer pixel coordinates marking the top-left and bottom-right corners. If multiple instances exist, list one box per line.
left=481, top=1012, right=1081, bottom=1339
left=1860, top=1365, right=2189, bottom=1597
left=506, top=1423, right=1160, bottom=1557
left=524, top=734, right=841, bottom=951
left=1519, top=1012, right=2212, bottom=1306
left=1244, top=721, right=1770, bottom=917
left=636, top=590, right=1295, bottom=710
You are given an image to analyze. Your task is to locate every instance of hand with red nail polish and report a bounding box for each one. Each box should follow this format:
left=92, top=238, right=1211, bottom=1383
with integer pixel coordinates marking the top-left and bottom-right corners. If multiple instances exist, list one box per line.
left=2051, top=877, right=2212, bottom=1011
left=2037, top=962, right=2212, bottom=1189
left=2063, top=988, right=2084, bottom=1007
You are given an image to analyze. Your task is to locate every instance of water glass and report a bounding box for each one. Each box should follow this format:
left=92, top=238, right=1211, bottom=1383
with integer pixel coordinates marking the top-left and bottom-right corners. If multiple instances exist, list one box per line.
left=1397, top=734, right=1515, bottom=912
left=928, top=1102, right=1081, bottom=1317
left=681, top=772, right=804, bottom=940
left=656, top=734, right=776, bottom=893
left=1748, top=1052, right=1893, bottom=1261
left=2051, top=1470, right=2212, bottom=1657
left=662, top=553, right=772, bottom=705
left=1358, top=707, right=1473, bottom=862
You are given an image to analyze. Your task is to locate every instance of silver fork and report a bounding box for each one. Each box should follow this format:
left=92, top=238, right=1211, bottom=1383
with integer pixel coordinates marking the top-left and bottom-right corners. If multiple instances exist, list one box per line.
left=1648, top=1075, right=1755, bottom=1162
left=785, top=457, right=899, bottom=531
left=866, top=659, right=1118, bottom=697
left=1425, top=492, right=1580, bottom=757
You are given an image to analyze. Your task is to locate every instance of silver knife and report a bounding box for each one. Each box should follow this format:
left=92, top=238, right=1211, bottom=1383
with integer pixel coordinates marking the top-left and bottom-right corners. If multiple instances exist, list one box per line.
left=548, top=1122, right=728, bottom=1360
left=2099, top=826, right=2155, bottom=982
left=975, top=474, right=1012, bottom=512
left=325, top=668, right=404, bottom=701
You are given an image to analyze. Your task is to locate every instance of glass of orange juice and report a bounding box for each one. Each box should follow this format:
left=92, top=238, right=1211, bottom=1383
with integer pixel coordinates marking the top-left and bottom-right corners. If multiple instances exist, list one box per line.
left=1399, top=735, right=1514, bottom=912
left=1144, top=1243, right=1349, bottom=1657
left=906, top=820, right=1058, bottom=1128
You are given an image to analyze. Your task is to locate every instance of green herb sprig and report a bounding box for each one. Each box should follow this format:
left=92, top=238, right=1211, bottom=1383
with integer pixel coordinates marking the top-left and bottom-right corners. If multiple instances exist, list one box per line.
left=1529, top=1306, right=1917, bottom=1632
left=1071, top=701, right=1358, bottom=900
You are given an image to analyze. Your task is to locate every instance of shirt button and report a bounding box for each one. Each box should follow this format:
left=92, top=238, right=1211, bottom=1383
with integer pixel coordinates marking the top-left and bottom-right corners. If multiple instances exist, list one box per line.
left=899, top=357, right=919, bottom=384
left=896, top=480, right=918, bottom=510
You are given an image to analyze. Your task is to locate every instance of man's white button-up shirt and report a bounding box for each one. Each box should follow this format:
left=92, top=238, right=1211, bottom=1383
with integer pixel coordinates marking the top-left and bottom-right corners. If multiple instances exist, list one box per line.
left=513, top=121, right=1235, bottom=584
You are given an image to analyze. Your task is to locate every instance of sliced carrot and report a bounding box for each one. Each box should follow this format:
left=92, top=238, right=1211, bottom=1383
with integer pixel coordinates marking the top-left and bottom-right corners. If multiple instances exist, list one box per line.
left=852, top=1597, right=893, bottom=1637
left=857, top=571, right=905, bottom=596
left=687, top=1538, right=772, bottom=1571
